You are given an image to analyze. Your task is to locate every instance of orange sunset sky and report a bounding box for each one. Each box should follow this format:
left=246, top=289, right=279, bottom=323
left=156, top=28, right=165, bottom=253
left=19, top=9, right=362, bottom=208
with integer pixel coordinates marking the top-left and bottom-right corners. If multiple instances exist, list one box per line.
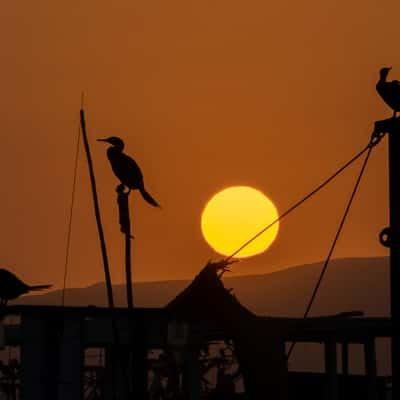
left=0, top=1, right=399, bottom=291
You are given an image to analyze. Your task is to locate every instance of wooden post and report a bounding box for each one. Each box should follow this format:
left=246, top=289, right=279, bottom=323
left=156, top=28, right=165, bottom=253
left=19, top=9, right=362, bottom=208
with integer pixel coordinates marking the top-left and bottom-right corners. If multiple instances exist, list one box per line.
left=324, top=337, right=338, bottom=400
left=20, top=313, right=46, bottom=400
left=57, top=312, right=84, bottom=400
left=183, top=347, right=201, bottom=400
left=20, top=312, right=60, bottom=400
left=375, top=116, right=400, bottom=398
left=117, top=185, right=133, bottom=308
left=364, top=338, right=378, bottom=400
left=341, top=342, right=349, bottom=376
left=388, top=119, right=400, bottom=399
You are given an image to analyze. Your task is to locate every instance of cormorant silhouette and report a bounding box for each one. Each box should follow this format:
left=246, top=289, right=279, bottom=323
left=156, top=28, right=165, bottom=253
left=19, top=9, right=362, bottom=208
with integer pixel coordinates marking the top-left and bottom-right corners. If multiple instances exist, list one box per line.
left=0, top=269, right=51, bottom=306
left=97, top=136, right=160, bottom=207
left=376, top=67, right=400, bottom=117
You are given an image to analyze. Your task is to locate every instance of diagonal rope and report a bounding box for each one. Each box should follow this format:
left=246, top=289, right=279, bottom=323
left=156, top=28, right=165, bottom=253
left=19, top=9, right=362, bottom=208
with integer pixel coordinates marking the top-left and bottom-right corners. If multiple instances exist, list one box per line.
left=286, top=145, right=373, bottom=360
left=61, top=124, right=81, bottom=306
left=224, top=144, right=371, bottom=263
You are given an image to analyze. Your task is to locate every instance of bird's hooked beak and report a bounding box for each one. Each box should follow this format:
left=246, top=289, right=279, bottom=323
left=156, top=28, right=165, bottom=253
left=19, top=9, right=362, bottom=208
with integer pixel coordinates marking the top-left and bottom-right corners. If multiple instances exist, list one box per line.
left=97, top=138, right=110, bottom=143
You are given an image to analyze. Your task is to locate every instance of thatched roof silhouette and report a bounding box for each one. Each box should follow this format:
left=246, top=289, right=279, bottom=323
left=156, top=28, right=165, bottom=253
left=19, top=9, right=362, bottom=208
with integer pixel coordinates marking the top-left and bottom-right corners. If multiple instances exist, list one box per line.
left=166, top=260, right=255, bottom=322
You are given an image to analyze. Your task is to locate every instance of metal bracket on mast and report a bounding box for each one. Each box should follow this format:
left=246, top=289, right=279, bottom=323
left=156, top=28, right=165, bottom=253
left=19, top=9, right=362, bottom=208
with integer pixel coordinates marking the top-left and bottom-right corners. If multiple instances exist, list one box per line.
left=373, top=117, right=400, bottom=136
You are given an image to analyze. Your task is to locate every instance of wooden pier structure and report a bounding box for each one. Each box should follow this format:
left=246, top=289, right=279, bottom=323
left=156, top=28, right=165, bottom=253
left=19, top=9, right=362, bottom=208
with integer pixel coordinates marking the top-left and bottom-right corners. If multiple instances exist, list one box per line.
left=0, top=277, right=392, bottom=399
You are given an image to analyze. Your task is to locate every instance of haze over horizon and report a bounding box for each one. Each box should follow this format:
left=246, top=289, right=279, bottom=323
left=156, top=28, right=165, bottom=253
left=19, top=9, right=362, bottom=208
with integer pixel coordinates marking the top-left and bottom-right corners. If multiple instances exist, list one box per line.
left=1, top=1, right=399, bottom=290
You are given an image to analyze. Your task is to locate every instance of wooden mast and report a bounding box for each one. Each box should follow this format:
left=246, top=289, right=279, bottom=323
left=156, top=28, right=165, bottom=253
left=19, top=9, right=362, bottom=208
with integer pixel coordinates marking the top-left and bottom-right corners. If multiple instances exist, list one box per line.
left=375, top=116, right=400, bottom=398
left=387, top=119, right=400, bottom=398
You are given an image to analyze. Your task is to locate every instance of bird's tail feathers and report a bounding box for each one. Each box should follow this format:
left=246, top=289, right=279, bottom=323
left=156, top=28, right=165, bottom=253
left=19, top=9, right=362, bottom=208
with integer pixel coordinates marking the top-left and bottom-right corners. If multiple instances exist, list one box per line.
left=139, top=188, right=160, bottom=207
left=28, top=284, right=52, bottom=291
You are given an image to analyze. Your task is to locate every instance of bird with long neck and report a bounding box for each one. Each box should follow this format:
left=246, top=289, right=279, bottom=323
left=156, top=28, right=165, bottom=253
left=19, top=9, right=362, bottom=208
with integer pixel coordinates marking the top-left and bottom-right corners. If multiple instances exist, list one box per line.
left=0, top=268, right=52, bottom=306
left=376, top=67, right=400, bottom=118
left=97, top=136, right=160, bottom=207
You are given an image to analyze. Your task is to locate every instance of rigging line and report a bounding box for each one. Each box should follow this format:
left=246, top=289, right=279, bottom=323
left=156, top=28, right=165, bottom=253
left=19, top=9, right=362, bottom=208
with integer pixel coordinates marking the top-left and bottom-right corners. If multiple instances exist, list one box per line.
left=224, top=144, right=371, bottom=263
left=61, top=123, right=81, bottom=306
left=287, top=145, right=373, bottom=360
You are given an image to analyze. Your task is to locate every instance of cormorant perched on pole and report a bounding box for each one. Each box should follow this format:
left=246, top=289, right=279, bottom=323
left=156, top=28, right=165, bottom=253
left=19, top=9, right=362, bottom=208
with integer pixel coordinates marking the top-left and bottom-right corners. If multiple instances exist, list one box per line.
left=376, top=67, right=400, bottom=117
left=97, top=136, right=160, bottom=207
left=0, top=268, right=51, bottom=306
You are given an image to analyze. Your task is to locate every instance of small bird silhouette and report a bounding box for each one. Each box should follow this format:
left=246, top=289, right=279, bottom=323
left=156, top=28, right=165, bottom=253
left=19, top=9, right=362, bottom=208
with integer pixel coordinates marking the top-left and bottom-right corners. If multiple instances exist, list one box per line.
left=376, top=67, right=400, bottom=117
left=0, top=269, right=51, bottom=306
left=97, top=136, right=160, bottom=207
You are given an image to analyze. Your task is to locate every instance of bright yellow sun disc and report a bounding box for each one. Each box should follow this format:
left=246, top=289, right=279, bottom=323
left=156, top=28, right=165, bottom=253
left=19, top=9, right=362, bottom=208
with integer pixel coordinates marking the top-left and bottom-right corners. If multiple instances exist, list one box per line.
left=201, top=186, right=279, bottom=258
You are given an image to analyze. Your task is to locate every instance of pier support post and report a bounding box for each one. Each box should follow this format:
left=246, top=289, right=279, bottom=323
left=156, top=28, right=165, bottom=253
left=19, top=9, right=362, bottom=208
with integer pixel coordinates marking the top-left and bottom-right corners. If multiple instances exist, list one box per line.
left=364, top=337, right=378, bottom=400
left=57, top=313, right=83, bottom=400
left=341, top=342, right=349, bottom=376
left=183, top=347, right=201, bottom=400
left=324, top=337, right=338, bottom=400
left=20, top=312, right=60, bottom=400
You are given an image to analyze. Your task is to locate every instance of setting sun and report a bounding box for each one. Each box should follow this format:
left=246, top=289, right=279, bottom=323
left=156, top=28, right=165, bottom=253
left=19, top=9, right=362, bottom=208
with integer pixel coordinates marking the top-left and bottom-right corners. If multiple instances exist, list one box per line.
left=201, top=186, right=279, bottom=258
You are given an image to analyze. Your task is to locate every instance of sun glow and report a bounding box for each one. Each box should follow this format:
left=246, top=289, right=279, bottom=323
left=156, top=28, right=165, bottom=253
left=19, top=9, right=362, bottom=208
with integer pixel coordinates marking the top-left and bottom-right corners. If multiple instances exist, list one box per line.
left=201, top=186, right=279, bottom=258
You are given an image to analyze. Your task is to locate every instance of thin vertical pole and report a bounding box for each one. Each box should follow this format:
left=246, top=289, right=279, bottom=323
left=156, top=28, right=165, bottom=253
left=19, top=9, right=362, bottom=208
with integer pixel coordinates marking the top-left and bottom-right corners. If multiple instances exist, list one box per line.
left=117, top=185, right=134, bottom=308
left=388, top=122, right=400, bottom=398
left=125, top=227, right=133, bottom=308
left=125, top=236, right=133, bottom=308
left=80, top=109, right=115, bottom=309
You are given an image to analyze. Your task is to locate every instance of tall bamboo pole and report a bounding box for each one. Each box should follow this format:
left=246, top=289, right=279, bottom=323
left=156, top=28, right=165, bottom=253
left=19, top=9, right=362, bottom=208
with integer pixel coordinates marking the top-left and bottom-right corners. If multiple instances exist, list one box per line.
left=80, top=109, right=115, bottom=308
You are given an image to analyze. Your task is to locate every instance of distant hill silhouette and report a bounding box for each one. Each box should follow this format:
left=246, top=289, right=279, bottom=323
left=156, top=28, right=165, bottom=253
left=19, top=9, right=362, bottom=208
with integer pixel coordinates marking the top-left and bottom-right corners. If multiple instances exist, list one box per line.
left=15, top=256, right=389, bottom=317
left=12, top=256, right=391, bottom=375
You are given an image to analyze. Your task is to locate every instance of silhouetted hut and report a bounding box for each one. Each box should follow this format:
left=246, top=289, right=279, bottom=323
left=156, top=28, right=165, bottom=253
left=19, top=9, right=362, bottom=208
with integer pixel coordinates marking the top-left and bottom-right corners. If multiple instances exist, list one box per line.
left=166, top=261, right=289, bottom=400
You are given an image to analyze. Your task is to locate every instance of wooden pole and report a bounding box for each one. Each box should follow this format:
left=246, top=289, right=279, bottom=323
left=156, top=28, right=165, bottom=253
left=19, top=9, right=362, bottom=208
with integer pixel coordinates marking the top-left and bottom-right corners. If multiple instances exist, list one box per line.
left=324, top=337, right=338, bottom=400
left=375, top=116, right=400, bottom=399
left=387, top=118, right=400, bottom=398
left=125, top=225, right=133, bottom=309
left=80, top=109, right=115, bottom=309
left=364, top=338, right=378, bottom=400
left=80, top=110, right=129, bottom=399
left=341, top=342, right=349, bottom=376
left=117, top=185, right=134, bottom=308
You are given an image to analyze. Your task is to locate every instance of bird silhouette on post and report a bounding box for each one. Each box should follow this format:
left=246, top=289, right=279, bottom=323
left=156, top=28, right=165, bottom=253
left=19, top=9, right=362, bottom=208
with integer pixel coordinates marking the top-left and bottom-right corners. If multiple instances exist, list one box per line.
left=376, top=67, right=400, bottom=117
left=97, top=136, right=160, bottom=207
left=0, top=269, right=51, bottom=306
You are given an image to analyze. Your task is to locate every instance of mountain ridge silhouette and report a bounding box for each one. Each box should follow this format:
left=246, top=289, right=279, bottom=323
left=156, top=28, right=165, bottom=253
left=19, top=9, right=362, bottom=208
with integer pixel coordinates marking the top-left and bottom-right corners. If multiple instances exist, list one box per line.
left=14, top=256, right=389, bottom=318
